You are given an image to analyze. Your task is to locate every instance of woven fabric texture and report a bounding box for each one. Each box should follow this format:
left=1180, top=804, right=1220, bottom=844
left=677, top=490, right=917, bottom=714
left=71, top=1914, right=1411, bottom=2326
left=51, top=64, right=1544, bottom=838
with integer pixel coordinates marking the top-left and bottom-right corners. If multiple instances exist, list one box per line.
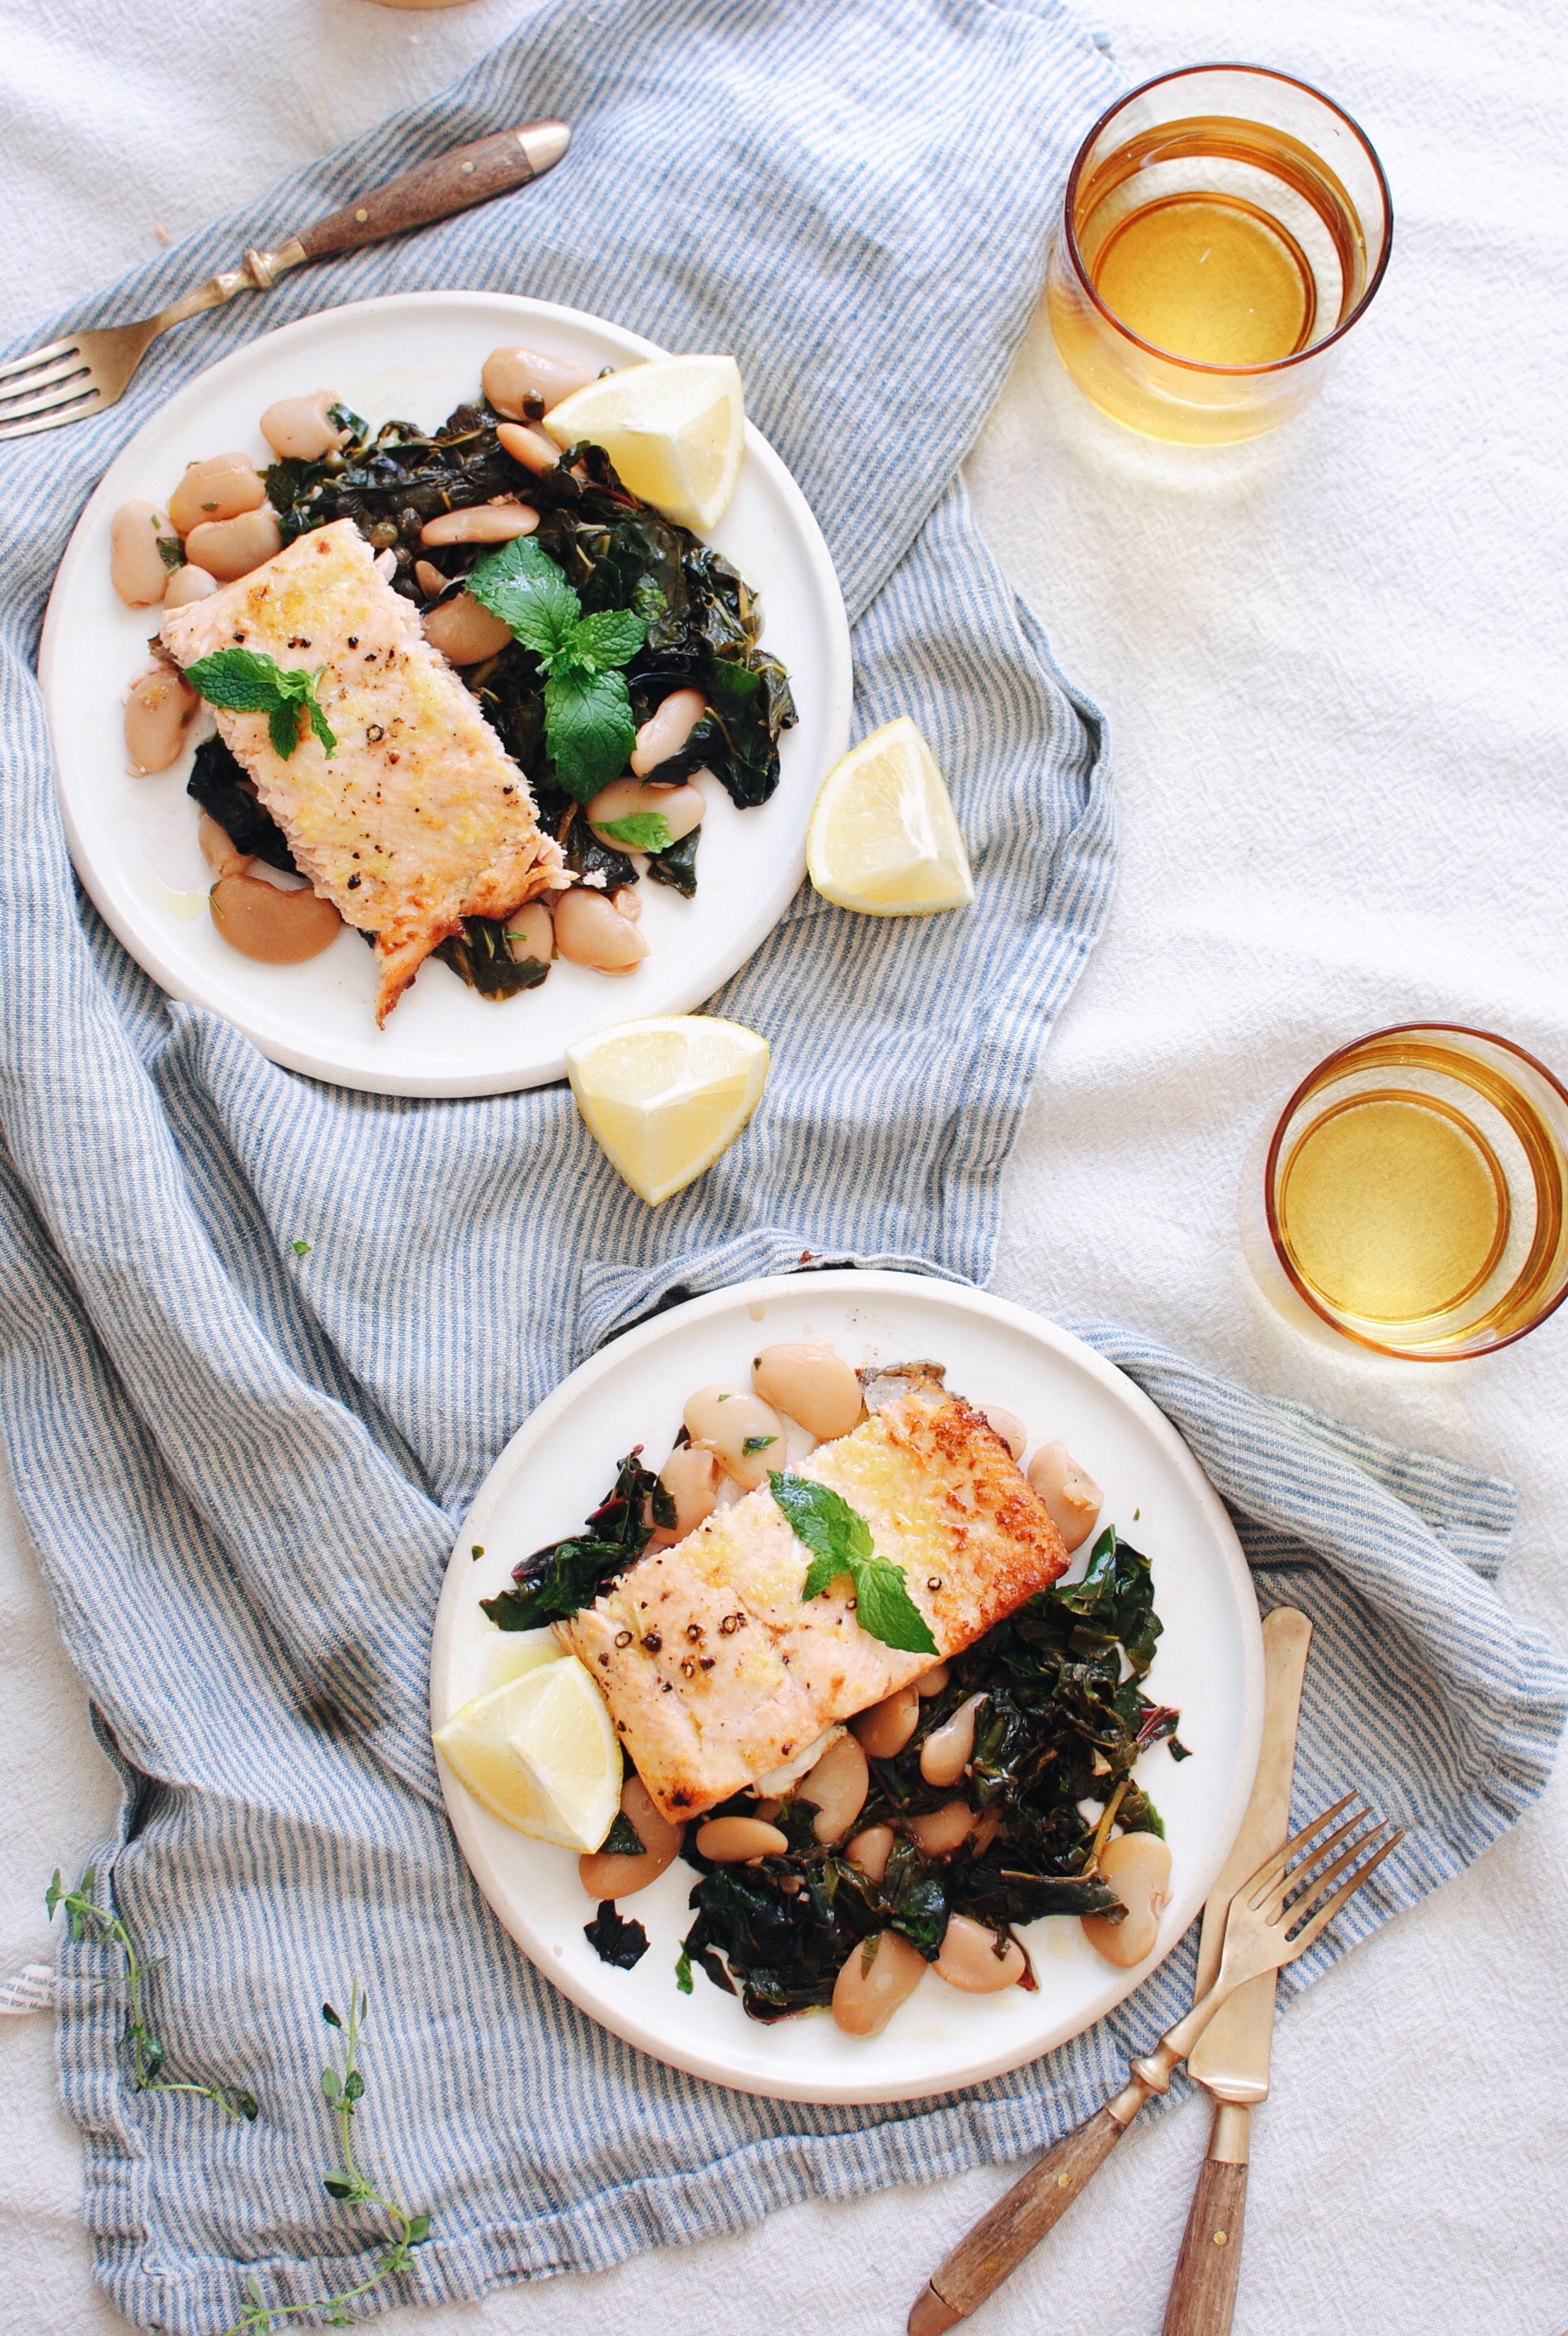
left=0, top=1, right=1562, bottom=2330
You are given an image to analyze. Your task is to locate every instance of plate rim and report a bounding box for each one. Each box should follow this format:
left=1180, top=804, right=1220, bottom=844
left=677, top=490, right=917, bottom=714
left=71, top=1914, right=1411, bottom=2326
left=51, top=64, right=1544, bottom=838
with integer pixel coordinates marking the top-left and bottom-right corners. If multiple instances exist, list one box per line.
left=40, top=289, right=853, bottom=1099
left=429, top=1267, right=1266, bottom=2106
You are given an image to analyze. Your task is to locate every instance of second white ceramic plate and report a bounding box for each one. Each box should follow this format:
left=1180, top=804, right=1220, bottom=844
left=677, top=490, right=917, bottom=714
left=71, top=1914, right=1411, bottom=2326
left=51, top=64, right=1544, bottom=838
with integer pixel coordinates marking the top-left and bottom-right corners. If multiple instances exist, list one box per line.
left=42, top=292, right=852, bottom=1096
left=430, top=1271, right=1264, bottom=2104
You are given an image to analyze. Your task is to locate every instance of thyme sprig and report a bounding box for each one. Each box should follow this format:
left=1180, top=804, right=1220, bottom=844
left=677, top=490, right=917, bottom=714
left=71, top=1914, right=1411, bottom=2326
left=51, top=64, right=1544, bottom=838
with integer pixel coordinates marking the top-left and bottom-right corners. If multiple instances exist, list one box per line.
left=224, top=1984, right=432, bottom=2334
left=45, top=1867, right=257, bottom=2121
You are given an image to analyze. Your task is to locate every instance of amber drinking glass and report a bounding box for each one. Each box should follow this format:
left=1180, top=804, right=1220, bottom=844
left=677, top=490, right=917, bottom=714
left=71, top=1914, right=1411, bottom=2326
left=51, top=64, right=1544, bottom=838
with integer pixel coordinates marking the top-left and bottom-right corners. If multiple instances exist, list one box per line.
left=1047, top=65, right=1392, bottom=444
left=1242, top=1026, right=1568, bottom=1362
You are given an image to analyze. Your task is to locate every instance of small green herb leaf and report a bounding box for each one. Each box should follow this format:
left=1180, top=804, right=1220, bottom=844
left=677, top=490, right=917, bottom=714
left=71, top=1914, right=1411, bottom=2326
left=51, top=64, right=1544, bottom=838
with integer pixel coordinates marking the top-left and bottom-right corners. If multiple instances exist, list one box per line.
left=674, top=1945, right=694, bottom=1995
left=44, top=1868, right=64, bottom=1917
left=343, top=2069, right=365, bottom=2102
left=244, top=2273, right=267, bottom=2309
left=742, top=1433, right=778, bottom=1455
left=466, top=534, right=581, bottom=661
left=850, top=1557, right=939, bottom=1655
left=322, top=2173, right=356, bottom=2200
left=291, top=1240, right=311, bottom=1258
left=572, top=607, right=648, bottom=671
left=594, top=811, right=674, bottom=853
left=603, top=1810, right=646, bottom=1857
left=406, top=2213, right=432, bottom=2245
left=771, top=1471, right=937, bottom=1656
left=235, top=2091, right=260, bottom=2121
left=322, top=2001, right=342, bottom=2029
left=184, top=648, right=336, bottom=761
left=544, top=666, right=637, bottom=800
left=156, top=536, right=185, bottom=573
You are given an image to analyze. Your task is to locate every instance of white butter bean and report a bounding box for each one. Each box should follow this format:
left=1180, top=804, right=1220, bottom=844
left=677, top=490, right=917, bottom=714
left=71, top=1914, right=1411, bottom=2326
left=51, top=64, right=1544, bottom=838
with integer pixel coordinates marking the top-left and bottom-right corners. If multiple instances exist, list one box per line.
left=168, top=452, right=267, bottom=536
left=982, top=1404, right=1027, bottom=1461
left=210, top=871, right=341, bottom=963
left=648, top=1443, right=721, bottom=1545
left=553, top=886, right=650, bottom=975
left=482, top=345, right=596, bottom=418
left=751, top=1344, right=864, bottom=1441
left=1026, top=1441, right=1104, bottom=1552
left=907, top=1800, right=974, bottom=1858
left=933, top=1914, right=1026, bottom=1993
left=852, top=1686, right=921, bottom=1761
left=198, top=811, right=250, bottom=875
left=110, top=499, right=177, bottom=606
left=846, top=1824, right=895, bottom=1883
left=798, top=1731, right=869, bottom=1843
left=414, top=559, right=449, bottom=599
left=915, top=1663, right=950, bottom=1699
left=919, top=1692, right=986, bottom=1788
left=422, top=590, right=515, bottom=665
left=420, top=501, right=539, bottom=546
left=163, top=561, right=217, bottom=608
left=587, top=776, right=706, bottom=845
left=495, top=419, right=561, bottom=474
left=832, top=1929, right=927, bottom=2037
left=631, top=687, right=706, bottom=777
left=260, top=389, right=350, bottom=464
left=1081, top=1832, right=1173, bottom=1967
left=505, top=901, right=554, bottom=966
left=123, top=665, right=198, bottom=773
left=696, top=1816, right=788, bottom=1863
left=578, top=1775, right=683, bottom=1900
left=683, top=1384, right=784, bottom=1490
left=184, top=504, right=282, bottom=582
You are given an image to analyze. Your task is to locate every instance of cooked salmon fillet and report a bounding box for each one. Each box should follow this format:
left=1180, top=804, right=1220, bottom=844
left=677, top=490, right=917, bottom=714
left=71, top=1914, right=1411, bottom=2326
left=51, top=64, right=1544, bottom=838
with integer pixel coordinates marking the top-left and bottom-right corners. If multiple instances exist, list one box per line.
left=561, top=1385, right=1070, bottom=1821
left=161, top=519, right=565, bottom=1024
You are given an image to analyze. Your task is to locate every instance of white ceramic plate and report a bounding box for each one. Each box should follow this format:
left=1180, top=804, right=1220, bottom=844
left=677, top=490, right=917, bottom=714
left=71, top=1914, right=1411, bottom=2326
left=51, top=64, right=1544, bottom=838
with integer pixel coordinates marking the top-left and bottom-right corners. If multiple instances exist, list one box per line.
left=430, top=1270, right=1265, bottom=2105
left=41, top=292, right=852, bottom=1098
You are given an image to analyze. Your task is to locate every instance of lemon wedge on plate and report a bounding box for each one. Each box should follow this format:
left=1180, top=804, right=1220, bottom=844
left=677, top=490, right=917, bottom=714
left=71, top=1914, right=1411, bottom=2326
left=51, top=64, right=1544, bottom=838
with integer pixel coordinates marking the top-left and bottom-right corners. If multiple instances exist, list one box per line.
left=434, top=1654, right=620, bottom=1850
left=543, top=354, right=745, bottom=529
left=566, top=1015, right=769, bottom=1204
left=806, top=716, right=975, bottom=916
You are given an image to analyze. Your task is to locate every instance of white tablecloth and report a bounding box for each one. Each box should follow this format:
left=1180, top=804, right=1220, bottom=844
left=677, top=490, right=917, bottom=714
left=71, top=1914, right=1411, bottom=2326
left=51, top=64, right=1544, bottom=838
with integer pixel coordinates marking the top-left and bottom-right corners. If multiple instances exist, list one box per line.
left=2, top=2, right=1565, bottom=2330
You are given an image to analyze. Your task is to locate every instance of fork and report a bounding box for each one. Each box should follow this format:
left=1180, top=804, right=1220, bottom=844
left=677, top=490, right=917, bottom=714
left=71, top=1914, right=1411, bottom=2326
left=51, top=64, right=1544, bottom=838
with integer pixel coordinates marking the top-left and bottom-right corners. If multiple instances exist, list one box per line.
left=0, top=118, right=571, bottom=442
left=907, top=1794, right=1403, bottom=2335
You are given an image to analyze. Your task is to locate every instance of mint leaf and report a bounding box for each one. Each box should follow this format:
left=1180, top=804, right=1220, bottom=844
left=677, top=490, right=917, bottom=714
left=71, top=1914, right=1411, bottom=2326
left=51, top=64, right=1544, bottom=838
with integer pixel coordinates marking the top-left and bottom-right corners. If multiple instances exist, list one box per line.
left=186, top=648, right=335, bottom=761
left=772, top=1470, right=936, bottom=1655
left=594, top=811, right=674, bottom=852
left=467, top=535, right=581, bottom=662
left=545, top=667, right=637, bottom=801
left=570, top=608, right=646, bottom=671
left=674, top=1945, right=694, bottom=1995
left=851, top=1558, right=939, bottom=1656
left=185, top=648, right=286, bottom=713
left=769, top=1473, right=873, bottom=1572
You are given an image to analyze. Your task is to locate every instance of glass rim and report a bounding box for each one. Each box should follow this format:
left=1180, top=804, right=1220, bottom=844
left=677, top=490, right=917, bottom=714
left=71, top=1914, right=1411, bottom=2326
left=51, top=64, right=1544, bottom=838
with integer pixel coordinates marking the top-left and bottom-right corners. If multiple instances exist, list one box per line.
left=1261, top=1022, right=1568, bottom=1360
left=1060, top=60, right=1395, bottom=378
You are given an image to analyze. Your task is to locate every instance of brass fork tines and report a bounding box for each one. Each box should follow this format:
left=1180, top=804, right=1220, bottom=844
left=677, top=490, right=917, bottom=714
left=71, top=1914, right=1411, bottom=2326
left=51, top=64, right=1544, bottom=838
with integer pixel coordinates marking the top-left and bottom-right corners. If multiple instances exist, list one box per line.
left=1245, top=1793, right=1403, bottom=1953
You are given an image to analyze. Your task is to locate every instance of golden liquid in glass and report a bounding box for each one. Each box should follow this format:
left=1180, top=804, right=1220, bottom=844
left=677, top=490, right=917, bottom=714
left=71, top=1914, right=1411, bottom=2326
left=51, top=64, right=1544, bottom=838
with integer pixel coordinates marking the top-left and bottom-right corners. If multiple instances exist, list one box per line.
left=1092, top=193, right=1315, bottom=365
left=1277, top=1091, right=1508, bottom=1324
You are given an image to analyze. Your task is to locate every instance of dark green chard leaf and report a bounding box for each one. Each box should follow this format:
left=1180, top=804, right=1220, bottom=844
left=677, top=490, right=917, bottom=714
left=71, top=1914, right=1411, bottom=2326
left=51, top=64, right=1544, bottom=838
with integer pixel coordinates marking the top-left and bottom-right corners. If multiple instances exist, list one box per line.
left=186, top=736, right=298, bottom=874
left=646, top=824, right=701, bottom=896
left=482, top=1448, right=662, bottom=1629
left=602, top=1810, right=646, bottom=1857
left=434, top=916, right=549, bottom=999
left=583, top=1903, right=649, bottom=1970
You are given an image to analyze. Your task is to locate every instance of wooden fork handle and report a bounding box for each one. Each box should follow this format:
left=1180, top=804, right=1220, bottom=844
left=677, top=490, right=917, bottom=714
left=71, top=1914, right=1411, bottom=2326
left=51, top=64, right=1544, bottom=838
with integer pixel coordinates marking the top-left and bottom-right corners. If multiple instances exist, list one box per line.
left=907, top=2100, right=1141, bottom=2333
left=1162, top=2099, right=1251, bottom=2336
left=296, top=122, right=568, bottom=262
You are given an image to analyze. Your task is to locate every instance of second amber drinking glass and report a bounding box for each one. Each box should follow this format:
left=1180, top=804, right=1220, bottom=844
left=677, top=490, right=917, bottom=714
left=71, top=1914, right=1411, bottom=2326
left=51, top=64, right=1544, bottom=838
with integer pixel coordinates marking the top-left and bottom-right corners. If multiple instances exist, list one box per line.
left=1046, top=65, right=1392, bottom=444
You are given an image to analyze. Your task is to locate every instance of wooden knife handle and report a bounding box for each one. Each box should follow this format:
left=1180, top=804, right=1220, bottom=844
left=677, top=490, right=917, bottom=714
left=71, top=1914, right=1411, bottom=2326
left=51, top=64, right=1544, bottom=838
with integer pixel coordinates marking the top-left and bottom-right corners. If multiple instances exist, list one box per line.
left=1162, top=2155, right=1249, bottom=2336
left=908, top=2106, right=1135, bottom=2333
left=297, top=123, right=563, bottom=261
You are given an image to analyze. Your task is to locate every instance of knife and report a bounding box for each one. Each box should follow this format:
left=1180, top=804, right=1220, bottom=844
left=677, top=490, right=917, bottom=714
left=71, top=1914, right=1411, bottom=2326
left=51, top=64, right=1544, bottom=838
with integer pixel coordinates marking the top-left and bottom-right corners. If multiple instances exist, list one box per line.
left=1161, top=1606, right=1312, bottom=2336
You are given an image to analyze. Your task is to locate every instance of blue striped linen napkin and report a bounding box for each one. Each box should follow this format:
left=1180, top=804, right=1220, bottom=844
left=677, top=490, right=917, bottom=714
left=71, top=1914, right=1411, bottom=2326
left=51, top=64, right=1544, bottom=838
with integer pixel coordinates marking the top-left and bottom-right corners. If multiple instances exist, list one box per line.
left=0, top=1, right=1562, bottom=2328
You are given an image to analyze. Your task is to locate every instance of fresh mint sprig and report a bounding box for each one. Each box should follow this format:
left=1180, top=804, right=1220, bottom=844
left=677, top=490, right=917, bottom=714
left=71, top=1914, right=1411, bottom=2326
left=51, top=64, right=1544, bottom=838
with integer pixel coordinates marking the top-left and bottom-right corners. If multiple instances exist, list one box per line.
left=183, top=647, right=337, bottom=761
left=769, top=1472, right=939, bottom=1657
left=466, top=535, right=646, bottom=801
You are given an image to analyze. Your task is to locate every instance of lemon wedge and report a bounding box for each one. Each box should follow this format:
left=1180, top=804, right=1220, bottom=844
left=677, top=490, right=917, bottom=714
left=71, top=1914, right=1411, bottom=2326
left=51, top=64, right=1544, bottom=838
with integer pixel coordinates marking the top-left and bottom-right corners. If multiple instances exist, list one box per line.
left=806, top=716, right=975, bottom=916
left=434, top=1654, right=620, bottom=1850
left=566, top=1015, right=769, bottom=1204
left=542, top=354, right=745, bottom=530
